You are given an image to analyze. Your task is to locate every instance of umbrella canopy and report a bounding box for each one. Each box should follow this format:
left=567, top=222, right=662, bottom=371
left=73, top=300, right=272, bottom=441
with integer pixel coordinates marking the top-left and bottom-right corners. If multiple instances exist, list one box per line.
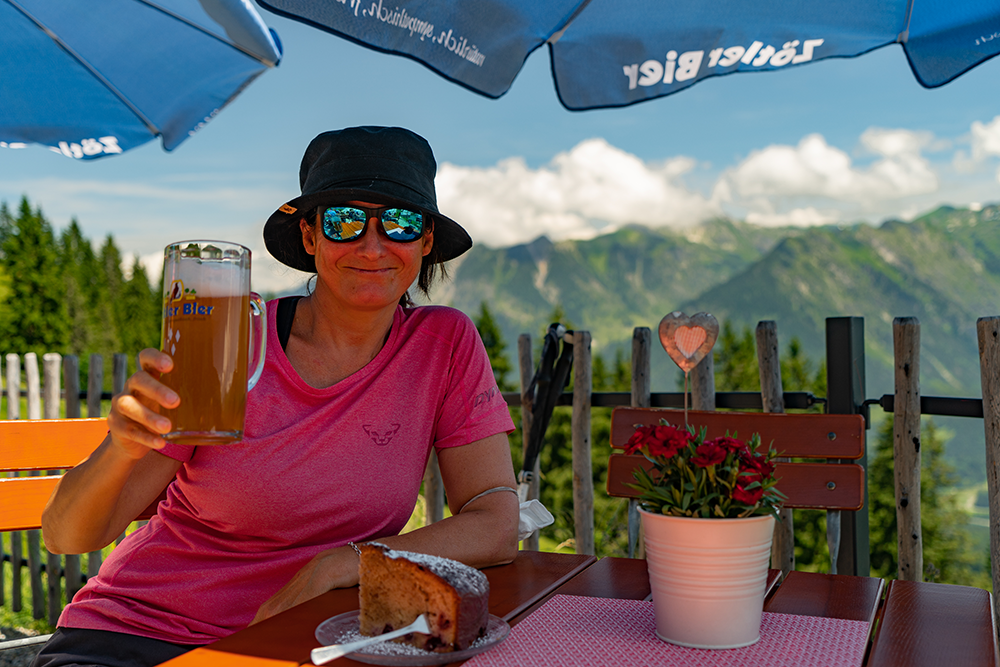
left=1, top=0, right=281, bottom=159
left=256, top=0, right=1000, bottom=109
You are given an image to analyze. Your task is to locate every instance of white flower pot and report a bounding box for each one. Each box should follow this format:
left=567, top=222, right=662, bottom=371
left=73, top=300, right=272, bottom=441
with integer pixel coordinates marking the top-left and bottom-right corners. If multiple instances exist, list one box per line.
left=639, top=509, right=775, bottom=649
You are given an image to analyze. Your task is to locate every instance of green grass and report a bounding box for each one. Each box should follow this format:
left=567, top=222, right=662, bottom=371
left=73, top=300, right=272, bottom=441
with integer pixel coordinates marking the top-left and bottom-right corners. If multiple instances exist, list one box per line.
left=2, top=531, right=58, bottom=635
left=2, top=524, right=143, bottom=635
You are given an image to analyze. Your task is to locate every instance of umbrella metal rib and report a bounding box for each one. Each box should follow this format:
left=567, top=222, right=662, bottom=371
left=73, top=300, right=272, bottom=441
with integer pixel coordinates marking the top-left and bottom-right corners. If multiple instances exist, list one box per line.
left=546, top=0, right=593, bottom=45
left=897, top=0, right=914, bottom=43
left=136, top=0, right=280, bottom=67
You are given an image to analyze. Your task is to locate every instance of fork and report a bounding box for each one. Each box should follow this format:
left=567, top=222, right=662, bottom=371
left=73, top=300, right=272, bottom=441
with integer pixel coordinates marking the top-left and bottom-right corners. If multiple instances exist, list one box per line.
left=311, top=614, right=431, bottom=665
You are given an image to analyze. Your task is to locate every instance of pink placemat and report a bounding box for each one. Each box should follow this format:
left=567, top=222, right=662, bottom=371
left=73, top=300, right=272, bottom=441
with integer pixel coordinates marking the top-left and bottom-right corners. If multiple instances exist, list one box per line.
left=464, top=595, right=871, bottom=667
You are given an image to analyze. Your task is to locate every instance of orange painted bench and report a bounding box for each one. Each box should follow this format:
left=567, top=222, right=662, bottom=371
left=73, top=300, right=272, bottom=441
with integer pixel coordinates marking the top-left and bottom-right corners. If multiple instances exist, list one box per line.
left=0, top=418, right=162, bottom=532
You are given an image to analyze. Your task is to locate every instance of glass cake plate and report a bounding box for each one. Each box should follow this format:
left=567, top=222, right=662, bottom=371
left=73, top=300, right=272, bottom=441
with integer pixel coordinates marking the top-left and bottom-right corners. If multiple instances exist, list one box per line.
left=315, top=611, right=509, bottom=666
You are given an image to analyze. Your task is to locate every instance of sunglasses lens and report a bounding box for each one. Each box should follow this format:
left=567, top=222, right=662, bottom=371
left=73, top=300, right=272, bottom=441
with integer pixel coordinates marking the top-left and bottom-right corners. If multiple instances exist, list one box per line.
left=382, top=208, right=424, bottom=242
left=323, top=207, right=367, bottom=241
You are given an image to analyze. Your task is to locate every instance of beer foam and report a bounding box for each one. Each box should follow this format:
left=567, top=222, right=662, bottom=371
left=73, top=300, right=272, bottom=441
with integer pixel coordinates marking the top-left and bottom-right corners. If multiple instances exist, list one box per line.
left=165, top=257, right=248, bottom=298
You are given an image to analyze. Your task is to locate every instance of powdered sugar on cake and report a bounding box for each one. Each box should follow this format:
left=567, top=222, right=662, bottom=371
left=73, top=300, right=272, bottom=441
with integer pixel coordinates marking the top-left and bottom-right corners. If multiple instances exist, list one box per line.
left=373, top=543, right=489, bottom=597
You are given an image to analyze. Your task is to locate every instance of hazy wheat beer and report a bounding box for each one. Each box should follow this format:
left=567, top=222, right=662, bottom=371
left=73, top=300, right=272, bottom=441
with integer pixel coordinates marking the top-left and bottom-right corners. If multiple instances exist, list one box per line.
left=160, top=241, right=266, bottom=445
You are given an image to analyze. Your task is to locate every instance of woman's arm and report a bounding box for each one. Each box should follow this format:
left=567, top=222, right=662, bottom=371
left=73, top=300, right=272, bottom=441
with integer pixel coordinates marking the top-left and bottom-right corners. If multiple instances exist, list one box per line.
left=42, top=349, right=183, bottom=555
left=251, top=432, right=519, bottom=623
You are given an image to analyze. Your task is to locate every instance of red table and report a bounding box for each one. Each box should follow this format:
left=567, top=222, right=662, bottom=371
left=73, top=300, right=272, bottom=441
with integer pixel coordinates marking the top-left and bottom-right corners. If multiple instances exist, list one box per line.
left=163, top=551, right=595, bottom=667
left=161, top=552, right=998, bottom=667
left=531, top=557, right=998, bottom=667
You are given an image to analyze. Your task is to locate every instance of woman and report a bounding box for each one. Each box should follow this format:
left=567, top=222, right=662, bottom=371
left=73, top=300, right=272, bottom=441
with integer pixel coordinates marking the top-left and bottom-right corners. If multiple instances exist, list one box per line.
left=34, top=126, right=520, bottom=667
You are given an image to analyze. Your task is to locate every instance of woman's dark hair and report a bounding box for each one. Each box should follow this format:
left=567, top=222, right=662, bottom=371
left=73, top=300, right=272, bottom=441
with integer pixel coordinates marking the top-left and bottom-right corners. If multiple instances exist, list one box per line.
left=301, top=212, right=448, bottom=307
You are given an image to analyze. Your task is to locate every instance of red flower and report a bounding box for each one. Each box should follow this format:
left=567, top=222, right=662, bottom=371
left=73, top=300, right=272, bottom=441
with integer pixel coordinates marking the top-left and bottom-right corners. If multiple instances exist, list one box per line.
left=625, top=424, right=693, bottom=458
left=707, top=436, right=744, bottom=452
left=623, top=425, right=657, bottom=455
left=648, top=425, right=692, bottom=458
left=690, top=442, right=726, bottom=467
left=739, top=453, right=775, bottom=481
left=732, top=484, right=764, bottom=505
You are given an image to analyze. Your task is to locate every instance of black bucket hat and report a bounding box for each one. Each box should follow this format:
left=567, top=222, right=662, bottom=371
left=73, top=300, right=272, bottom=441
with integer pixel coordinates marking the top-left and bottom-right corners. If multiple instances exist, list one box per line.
left=263, top=126, right=472, bottom=272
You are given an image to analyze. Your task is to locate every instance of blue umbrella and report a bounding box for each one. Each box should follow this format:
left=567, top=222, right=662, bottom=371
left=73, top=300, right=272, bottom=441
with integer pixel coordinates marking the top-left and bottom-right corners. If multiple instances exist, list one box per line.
left=256, top=0, right=1000, bottom=109
left=1, top=0, right=282, bottom=159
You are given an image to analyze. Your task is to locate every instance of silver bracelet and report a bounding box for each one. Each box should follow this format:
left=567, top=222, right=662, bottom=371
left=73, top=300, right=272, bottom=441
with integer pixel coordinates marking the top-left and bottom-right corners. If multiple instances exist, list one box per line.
left=458, top=486, right=518, bottom=514
left=347, top=541, right=362, bottom=556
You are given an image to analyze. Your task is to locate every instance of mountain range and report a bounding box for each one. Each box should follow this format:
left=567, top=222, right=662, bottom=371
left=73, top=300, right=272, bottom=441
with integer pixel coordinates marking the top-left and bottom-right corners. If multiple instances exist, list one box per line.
left=428, top=203, right=1000, bottom=484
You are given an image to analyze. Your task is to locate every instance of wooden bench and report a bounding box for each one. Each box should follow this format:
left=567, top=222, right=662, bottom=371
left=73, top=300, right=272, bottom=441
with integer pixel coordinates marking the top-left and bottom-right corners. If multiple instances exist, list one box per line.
left=0, top=418, right=165, bottom=648
left=1, top=419, right=110, bottom=532
left=607, top=407, right=867, bottom=510
left=607, top=407, right=867, bottom=574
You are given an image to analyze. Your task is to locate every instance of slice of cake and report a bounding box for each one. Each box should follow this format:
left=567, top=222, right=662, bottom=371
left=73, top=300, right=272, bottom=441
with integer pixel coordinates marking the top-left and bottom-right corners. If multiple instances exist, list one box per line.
left=357, top=542, right=489, bottom=652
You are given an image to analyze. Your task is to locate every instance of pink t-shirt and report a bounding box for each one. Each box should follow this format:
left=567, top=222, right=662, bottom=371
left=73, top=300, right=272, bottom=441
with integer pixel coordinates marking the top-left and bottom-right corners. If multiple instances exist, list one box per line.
left=59, top=302, right=514, bottom=644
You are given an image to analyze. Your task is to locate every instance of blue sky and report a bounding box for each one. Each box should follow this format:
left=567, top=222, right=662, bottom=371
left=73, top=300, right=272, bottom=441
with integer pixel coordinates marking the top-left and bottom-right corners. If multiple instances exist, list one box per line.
left=1, top=7, right=999, bottom=295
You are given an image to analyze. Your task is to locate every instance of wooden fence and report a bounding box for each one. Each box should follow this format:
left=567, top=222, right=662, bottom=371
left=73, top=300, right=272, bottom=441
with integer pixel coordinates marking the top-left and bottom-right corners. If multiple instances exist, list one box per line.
left=5, top=314, right=1000, bottom=629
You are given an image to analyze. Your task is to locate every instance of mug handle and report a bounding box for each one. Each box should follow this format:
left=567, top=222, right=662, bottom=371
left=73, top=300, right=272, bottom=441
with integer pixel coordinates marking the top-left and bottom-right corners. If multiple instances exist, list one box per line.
left=248, top=292, right=267, bottom=390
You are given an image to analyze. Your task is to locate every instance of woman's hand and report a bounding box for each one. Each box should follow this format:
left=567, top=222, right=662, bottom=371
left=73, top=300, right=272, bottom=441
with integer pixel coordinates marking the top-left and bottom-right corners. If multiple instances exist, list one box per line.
left=107, top=348, right=180, bottom=460
left=250, top=546, right=360, bottom=625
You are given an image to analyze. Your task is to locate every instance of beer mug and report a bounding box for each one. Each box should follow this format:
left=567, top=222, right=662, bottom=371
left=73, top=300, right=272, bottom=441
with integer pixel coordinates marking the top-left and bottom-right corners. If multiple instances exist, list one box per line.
left=159, top=240, right=266, bottom=445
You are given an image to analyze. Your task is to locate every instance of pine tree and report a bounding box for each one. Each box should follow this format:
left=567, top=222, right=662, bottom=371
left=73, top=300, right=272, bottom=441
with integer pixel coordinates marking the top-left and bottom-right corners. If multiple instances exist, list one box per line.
left=713, top=321, right=760, bottom=392
left=60, top=221, right=121, bottom=389
left=61, top=221, right=97, bottom=356
left=473, top=301, right=514, bottom=392
left=98, top=235, right=130, bottom=371
left=867, top=418, right=989, bottom=587
left=120, top=256, right=161, bottom=355
left=0, top=198, right=69, bottom=356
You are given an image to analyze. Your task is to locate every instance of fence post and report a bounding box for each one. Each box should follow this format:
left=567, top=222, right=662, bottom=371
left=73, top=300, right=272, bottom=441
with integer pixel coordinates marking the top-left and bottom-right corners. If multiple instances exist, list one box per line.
left=572, top=331, right=594, bottom=556
left=422, top=452, right=444, bottom=526
left=43, top=353, right=64, bottom=626
left=826, top=317, right=869, bottom=577
left=113, top=354, right=128, bottom=545
left=6, top=354, right=23, bottom=612
left=87, top=354, right=104, bottom=577
left=112, top=353, right=128, bottom=396
left=87, top=353, right=104, bottom=419
left=63, top=355, right=84, bottom=604
left=628, top=328, right=651, bottom=558
left=893, top=318, right=923, bottom=581
left=976, top=316, right=1000, bottom=634
left=691, top=353, right=715, bottom=411
left=64, top=354, right=81, bottom=419
left=518, top=334, right=540, bottom=551
left=26, top=352, right=41, bottom=420
left=43, top=353, right=61, bottom=418
left=756, top=321, right=794, bottom=576
left=25, top=353, right=45, bottom=619
left=6, top=353, right=20, bottom=419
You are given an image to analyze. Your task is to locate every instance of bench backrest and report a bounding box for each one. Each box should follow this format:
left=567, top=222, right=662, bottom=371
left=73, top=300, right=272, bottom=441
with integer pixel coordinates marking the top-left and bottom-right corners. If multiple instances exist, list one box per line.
left=0, top=418, right=160, bottom=532
left=607, top=408, right=866, bottom=510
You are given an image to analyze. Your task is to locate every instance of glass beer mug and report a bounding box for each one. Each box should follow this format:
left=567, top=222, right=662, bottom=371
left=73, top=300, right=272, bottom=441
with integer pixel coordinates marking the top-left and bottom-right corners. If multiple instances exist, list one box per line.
left=159, top=240, right=266, bottom=445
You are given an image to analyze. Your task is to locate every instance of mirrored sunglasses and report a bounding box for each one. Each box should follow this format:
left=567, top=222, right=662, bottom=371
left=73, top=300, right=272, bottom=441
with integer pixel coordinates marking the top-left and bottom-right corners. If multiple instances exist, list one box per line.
left=320, top=205, right=425, bottom=243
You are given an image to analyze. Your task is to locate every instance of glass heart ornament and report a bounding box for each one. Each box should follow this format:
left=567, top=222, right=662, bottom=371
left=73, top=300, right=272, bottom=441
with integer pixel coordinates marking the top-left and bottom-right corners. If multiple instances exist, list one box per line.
left=658, top=311, right=720, bottom=373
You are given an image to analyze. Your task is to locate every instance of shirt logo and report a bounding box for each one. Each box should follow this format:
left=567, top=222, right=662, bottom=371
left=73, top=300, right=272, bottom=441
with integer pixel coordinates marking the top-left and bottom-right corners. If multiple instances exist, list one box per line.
left=473, top=386, right=500, bottom=408
left=363, top=423, right=400, bottom=446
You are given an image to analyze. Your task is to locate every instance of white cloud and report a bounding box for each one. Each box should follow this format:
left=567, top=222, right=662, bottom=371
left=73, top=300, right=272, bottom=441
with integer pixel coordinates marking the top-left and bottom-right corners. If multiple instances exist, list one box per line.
left=745, top=207, right=838, bottom=227
left=722, top=131, right=937, bottom=205
left=971, top=116, right=1000, bottom=160
left=436, top=138, right=720, bottom=247
left=859, top=127, right=933, bottom=157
